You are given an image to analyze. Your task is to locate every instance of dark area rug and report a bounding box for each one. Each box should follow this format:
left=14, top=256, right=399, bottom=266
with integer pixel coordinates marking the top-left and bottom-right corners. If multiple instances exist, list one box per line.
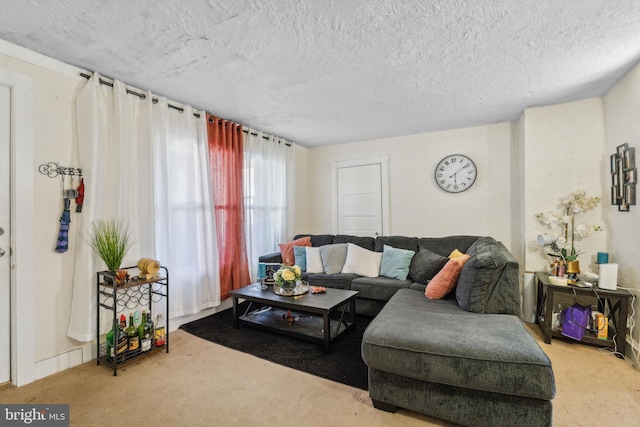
left=179, top=301, right=372, bottom=390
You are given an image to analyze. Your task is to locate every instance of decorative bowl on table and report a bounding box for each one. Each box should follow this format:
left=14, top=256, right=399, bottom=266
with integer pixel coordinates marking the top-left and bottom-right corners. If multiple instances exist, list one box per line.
left=273, top=280, right=309, bottom=296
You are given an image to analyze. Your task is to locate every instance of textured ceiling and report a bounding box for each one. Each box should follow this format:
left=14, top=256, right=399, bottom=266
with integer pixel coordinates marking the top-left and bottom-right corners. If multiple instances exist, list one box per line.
left=1, top=1, right=640, bottom=147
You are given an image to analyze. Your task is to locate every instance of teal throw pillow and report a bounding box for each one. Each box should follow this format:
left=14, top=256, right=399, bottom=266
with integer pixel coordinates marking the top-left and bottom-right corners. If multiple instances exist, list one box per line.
left=294, top=246, right=307, bottom=272
left=379, top=244, right=416, bottom=281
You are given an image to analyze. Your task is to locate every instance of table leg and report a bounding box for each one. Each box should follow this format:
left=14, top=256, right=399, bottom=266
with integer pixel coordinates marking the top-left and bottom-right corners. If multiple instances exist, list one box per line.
left=543, top=287, right=554, bottom=344
left=323, top=312, right=331, bottom=354
left=232, top=296, right=239, bottom=329
left=616, top=296, right=629, bottom=358
left=350, top=298, right=356, bottom=331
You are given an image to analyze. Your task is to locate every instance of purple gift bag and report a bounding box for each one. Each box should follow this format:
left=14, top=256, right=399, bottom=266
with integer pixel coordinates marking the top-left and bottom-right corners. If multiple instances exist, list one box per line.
left=561, top=303, right=591, bottom=341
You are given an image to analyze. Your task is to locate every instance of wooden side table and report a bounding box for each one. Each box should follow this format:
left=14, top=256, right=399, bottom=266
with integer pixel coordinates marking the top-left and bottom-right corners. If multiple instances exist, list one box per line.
left=535, top=272, right=631, bottom=356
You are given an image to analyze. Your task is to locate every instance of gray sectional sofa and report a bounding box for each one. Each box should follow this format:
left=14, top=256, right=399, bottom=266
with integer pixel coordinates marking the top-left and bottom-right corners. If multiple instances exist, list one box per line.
left=259, top=234, right=556, bottom=427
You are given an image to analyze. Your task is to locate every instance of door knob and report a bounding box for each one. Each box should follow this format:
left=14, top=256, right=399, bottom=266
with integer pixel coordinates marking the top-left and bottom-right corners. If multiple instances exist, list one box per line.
left=0, top=227, right=4, bottom=236
left=0, top=248, right=5, bottom=257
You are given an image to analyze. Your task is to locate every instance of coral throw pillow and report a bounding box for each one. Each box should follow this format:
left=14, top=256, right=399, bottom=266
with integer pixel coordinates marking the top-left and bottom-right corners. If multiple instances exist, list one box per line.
left=425, top=254, right=470, bottom=300
left=279, top=236, right=311, bottom=266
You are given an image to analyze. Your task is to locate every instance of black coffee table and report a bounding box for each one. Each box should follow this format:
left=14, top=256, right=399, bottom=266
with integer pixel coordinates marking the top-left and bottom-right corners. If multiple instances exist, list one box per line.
left=229, top=285, right=358, bottom=353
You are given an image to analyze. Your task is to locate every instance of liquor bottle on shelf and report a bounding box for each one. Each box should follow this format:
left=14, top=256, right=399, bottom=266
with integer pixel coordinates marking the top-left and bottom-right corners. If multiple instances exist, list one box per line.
left=107, top=315, right=129, bottom=357
left=155, top=313, right=165, bottom=347
left=147, top=310, right=155, bottom=348
left=106, top=319, right=116, bottom=357
left=126, top=312, right=140, bottom=353
left=137, top=310, right=152, bottom=352
left=114, top=314, right=128, bottom=356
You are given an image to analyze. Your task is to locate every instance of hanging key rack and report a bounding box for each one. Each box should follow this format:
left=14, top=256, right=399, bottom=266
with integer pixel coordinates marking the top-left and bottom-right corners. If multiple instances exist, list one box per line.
left=39, top=162, right=83, bottom=178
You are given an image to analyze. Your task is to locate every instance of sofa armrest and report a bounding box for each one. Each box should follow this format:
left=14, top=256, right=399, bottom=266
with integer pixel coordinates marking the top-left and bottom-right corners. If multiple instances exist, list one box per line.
left=259, top=252, right=282, bottom=263
left=456, top=238, right=521, bottom=315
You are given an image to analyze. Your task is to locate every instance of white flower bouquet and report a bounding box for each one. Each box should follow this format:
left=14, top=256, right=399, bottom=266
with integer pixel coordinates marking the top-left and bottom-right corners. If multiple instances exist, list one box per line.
left=535, top=190, right=602, bottom=261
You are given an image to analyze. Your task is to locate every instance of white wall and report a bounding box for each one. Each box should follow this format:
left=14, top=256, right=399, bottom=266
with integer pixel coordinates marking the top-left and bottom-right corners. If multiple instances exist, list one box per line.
left=0, top=41, right=91, bottom=380
left=305, top=123, right=515, bottom=247
left=521, top=98, right=607, bottom=273
left=604, top=61, right=640, bottom=355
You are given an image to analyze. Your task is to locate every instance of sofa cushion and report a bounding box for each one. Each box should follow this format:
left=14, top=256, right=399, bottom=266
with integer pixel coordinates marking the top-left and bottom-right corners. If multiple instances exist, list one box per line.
left=333, top=234, right=375, bottom=251
left=408, top=248, right=448, bottom=284
left=294, top=234, right=335, bottom=247
left=456, top=237, right=508, bottom=313
left=425, top=254, right=470, bottom=299
left=417, top=236, right=479, bottom=257
left=342, top=243, right=382, bottom=277
left=305, top=247, right=324, bottom=273
left=305, top=273, right=360, bottom=290
left=279, top=236, right=311, bottom=266
left=351, top=276, right=413, bottom=301
left=380, top=245, right=415, bottom=280
left=319, top=243, right=348, bottom=274
left=362, top=288, right=556, bottom=400
left=374, top=236, right=419, bottom=253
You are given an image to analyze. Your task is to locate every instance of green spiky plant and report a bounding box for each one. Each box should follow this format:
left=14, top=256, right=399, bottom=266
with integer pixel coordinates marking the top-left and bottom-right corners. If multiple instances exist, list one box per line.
left=86, top=218, right=134, bottom=271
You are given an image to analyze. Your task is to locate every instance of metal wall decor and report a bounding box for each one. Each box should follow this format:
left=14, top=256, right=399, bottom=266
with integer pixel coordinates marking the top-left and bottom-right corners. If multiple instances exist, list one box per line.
left=39, top=162, right=83, bottom=178
left=610, top=143, right=636, bottom=211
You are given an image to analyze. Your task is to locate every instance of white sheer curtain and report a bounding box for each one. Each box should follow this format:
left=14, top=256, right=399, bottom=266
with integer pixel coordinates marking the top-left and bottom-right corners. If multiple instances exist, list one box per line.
left=243, top=129, right=294, bottom=279
left=68, top=73, right=156, bottom=341
left=68, top=73, right=219, bottom=342
left=152, top=98, right=220, bottom=318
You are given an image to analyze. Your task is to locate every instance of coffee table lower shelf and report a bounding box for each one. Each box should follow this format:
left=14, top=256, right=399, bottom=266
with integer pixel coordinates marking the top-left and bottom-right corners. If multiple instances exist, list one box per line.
left=238, top=307, right=353, bottom=350
left=230, top=286, right=358, bottom=354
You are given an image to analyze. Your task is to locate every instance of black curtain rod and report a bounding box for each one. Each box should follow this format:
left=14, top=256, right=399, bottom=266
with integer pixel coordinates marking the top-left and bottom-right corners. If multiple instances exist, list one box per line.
left=80, top=72, right=200, bottom=118
left=241, top=128, right=291, bottom=146
left=80, top=72, right=292, bottom=147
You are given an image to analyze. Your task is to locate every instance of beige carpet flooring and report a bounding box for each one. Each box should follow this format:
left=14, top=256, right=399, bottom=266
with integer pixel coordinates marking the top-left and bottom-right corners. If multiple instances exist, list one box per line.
left=1, top=324, right=639, bottom=427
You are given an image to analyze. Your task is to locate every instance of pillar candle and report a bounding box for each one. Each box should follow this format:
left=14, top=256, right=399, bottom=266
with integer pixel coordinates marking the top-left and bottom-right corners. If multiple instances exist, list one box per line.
left=257, top=262, right=267, bottom=279
left=597, top=252, right=609, bottom=264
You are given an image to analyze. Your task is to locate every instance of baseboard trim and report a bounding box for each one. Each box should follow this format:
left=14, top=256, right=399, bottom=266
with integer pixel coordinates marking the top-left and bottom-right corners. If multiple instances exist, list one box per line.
left=626, top=337, right=640, bottom=371
left=34, top=343, right=93, bottom=380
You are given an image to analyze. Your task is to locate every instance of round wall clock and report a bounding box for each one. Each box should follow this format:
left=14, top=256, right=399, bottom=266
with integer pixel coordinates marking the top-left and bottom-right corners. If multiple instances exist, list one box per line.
left=434, top=154, right=477, bottom=193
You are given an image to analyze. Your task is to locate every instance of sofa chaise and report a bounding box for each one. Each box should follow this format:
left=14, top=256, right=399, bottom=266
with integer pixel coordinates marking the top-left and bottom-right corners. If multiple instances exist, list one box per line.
left=259, top=234, right=556, bottom=426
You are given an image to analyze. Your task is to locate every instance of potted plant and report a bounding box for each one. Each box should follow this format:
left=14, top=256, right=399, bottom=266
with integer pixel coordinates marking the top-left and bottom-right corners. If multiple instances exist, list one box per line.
left=86, top=218, right=134, bottom=282
left=535, top=190, right=602, bottom=261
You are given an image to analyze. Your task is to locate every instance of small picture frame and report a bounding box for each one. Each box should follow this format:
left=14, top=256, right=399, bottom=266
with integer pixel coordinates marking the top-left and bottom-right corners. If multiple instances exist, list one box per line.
left=611, top=185, right=619, bottom=205
left=610, top=153, right=619, bottom=174
left=263, top=263, right=281, bottom=285
left=617, top=143, right=629, bottom=156
left=625, top=182, right=636, bottom=205
left=626, top=168, right=637, bottom=184
left=624, top=147, right=636, bottom=170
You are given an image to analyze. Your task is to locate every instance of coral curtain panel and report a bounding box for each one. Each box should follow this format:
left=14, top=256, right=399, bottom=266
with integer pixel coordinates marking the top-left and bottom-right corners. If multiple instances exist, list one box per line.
left=207, top=114, right=251, bottom=299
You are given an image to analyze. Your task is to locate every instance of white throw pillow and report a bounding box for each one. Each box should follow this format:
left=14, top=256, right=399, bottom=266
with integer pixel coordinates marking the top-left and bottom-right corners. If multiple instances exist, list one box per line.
left=305, top=247, right=324, bottom=273
left=341, top=243, right=382, bottom=277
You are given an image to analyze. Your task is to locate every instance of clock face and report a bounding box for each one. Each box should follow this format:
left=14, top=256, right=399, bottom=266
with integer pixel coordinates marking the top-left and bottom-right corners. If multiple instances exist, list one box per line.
left=435, top=154, right=477, bottom=193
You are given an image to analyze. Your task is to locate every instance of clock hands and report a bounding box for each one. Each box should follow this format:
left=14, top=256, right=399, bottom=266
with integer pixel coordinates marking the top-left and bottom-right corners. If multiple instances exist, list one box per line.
left=448, top=163, right=469, bottom=178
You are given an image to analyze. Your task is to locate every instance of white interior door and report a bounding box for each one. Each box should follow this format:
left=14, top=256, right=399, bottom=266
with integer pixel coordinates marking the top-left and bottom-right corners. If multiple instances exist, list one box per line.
left=0, top=84, right=10, bottom=384
left=337, top=163, right=382, bottom=237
